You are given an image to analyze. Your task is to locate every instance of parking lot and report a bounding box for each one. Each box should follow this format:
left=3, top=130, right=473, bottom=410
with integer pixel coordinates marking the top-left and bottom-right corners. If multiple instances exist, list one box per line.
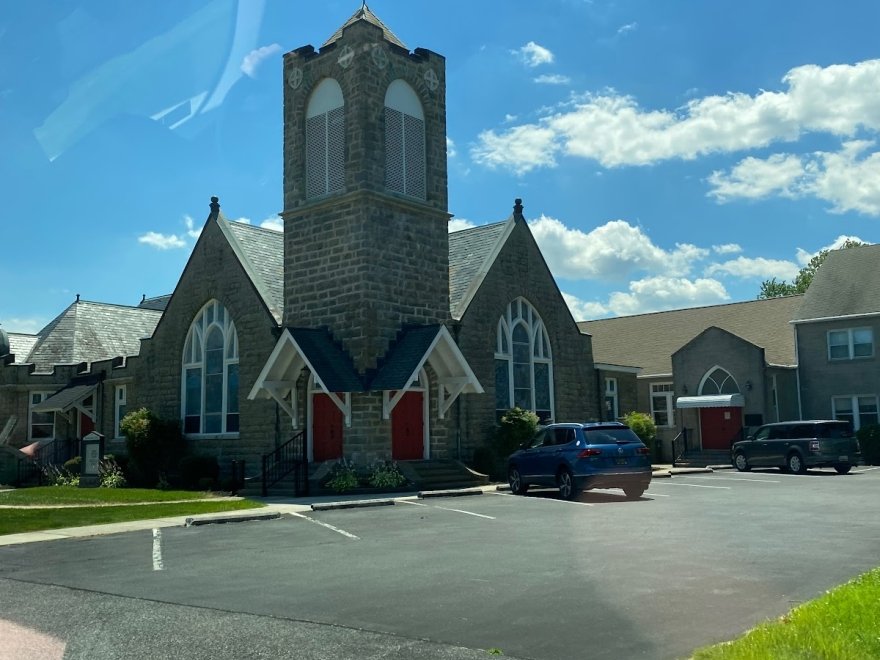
left=2, top=466, right=879, bottom=659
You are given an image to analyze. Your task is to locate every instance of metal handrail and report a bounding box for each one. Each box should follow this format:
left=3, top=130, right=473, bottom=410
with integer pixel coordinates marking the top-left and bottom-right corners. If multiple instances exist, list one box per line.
left=261, top=431, right=307, bottom=497
left=671, top=428, right=689, bottom=467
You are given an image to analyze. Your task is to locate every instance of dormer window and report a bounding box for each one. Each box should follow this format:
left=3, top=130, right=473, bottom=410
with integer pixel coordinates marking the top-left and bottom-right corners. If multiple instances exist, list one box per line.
left=306, top=78, right=345, bottom=199
left=384, top=80, right=425, bottom=200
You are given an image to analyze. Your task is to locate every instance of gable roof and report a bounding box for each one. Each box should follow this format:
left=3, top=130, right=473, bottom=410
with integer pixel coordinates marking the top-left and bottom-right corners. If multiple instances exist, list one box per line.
left=579, top=295, right=804, bottom=377
left=448, top=220, right=513, bottom=320
left=794, top=244, right=880, bottom=322
left=23, top=300, right=162, bottom=372
left=322, top=5, right=407, bottom=50
left=222, top=219, right=284, bottom=323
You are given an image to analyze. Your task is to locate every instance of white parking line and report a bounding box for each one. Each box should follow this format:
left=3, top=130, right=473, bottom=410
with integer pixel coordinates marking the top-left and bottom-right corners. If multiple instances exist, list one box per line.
left=151, top=528, right=164, bottom=571
left=644, top=491, right=670, bottom=497
left=683, top=475, right=781, bottom=483
left=398, top=500, right=496, bottom=519
left=290, top=512, right=359, bottom=540
left=652, top=482, right=731, bottom=489
left=491, top=491, right=594, bottom=506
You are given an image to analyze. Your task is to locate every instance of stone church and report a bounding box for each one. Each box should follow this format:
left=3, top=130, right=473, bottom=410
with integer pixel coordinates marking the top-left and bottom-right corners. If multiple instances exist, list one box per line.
left=0, top=7, right=600, bottom=487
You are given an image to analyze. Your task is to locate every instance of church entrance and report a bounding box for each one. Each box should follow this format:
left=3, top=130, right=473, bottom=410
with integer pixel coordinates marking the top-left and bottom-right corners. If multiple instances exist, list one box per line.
left=699, top=406, right=742, bottom=450
left=312, top=393, right=343, bottom=462
left=392, top=391, right=425, bottom=460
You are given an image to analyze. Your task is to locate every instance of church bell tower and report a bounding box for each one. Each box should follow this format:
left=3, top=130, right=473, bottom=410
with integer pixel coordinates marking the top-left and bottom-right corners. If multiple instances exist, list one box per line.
left=281, top=5, right=450, bottom=372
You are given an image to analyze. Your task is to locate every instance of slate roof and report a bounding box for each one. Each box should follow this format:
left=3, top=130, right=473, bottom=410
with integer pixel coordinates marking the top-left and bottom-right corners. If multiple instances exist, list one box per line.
left=370, top=325, right=443, bottom=390
left=7, top=333, right=39, bottom=363
left=23, top=300, right=162, bottom=372
left=224, top=220, right=284, bottom=322
left=579, top=295, right=804, bottom=376
left=32, top=382, right=97, bottom=413
left=322, top=5, right=408, bottom=50
left=288, top=328, right=364, bottom=392
left=138, top=294, right=172, bottom=311
left=448, top=221, right=509, bottom=319
left=794, top=244, right=880, bottom=321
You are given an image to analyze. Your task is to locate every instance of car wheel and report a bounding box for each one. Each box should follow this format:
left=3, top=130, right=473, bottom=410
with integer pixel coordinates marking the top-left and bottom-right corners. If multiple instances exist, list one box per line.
left=557, top=468, right=578, bottom=500
left=786, top=452, right=806, bottom=475
left=834, top=464, right=852, bottom=475
left=623, top=486, right=646, bottom=499
left=508, top=466, right=528, bottom=494
left=733, top=452, right=751, bottom=472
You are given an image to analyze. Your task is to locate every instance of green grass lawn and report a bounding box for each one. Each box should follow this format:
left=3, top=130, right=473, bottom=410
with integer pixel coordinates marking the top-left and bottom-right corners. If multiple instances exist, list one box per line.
left=691, top=567, right=880, bottom=659
left=0, top=486, right=264, bottom=535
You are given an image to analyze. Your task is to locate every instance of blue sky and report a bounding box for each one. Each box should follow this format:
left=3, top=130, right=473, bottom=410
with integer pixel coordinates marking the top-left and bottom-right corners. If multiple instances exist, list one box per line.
left=3, top=0, right=880, bottom=334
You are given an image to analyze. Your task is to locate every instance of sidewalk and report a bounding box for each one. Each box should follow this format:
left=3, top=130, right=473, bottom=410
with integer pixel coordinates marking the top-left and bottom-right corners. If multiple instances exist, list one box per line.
left=0, top=466, right=723, bottom=547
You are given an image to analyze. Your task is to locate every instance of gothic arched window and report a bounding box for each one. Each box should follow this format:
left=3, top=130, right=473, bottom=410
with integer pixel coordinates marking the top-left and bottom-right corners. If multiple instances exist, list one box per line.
left=182, top=300, right=239, bottom=434
left=306, top=78, right=345, bottom=199
left=699, top=366, right=740, bottom=395
left=384, top=80, right=425, bottom=200
left=495, top=298, right=553, bottom=421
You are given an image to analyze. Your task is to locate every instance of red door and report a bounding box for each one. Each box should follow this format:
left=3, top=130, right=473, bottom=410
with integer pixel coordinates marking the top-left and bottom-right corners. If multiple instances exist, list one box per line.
left=312, top=394, right=343, bottom=461
left=700, top=407, right=742, bottom=450
left=392, top=391, right=424, bottom=460
left=79, top=412, right=95, bottom=437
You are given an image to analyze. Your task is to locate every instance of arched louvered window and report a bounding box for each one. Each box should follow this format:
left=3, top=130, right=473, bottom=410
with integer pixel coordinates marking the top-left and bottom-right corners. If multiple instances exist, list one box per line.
left=306, top=78, right=345, bottom=199
left=182, top=300, right=239, bottom=434
left=699, top=366, right=740, bottom=395
left=384, top=80, right=425, bottom=200
left=495, top=298, right=553, bottom=422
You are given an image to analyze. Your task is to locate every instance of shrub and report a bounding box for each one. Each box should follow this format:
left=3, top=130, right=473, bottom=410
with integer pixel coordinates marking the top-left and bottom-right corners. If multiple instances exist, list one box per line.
left=367, top=461, right=407, bottom=489
left=856, top=424, right=880, bottom=465
left=623, top=411, right=658, bottom=460
left=494, top=407, right=539, bottom=458
left=178, top=454, right=220, bottom=490
left=63, top=456, right=82, bottom=475
left=99, top=457, right=127, bottom=488
left=325, top=458, right=359, bottom=493
left=120, top=408, right=186, bottom=487
left=43, top=464, right=79, bottom=487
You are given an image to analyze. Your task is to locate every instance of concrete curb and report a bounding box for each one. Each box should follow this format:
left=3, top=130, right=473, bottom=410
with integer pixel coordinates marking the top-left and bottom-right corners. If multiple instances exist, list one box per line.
left=652, top=470, right=672, bottom=478
left=311, top=499, right=396, bottom=511
left=668, top=467, right=714, bottom=474
left=708, top=464, right=734, bottom=470
left=418, top=488, right=484, bottom=499
left=184, top=511, right=281, bottom=527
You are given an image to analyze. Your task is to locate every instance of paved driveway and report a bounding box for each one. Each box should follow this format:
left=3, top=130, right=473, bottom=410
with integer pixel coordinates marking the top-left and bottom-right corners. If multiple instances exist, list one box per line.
left=1, top=467, right=879, bottom=659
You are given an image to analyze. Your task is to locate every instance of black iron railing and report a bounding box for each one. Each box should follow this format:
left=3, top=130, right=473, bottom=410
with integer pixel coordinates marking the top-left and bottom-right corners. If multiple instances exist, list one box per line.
left=16, top=438, right=79, bottom=486
left=671, top=428, right=689, bottom=467
left=261, top=431, right=308, bottom=497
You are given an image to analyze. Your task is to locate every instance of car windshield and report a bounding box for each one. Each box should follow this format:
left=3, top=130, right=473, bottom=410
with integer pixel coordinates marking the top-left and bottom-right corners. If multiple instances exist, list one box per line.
left=583, top=428, right=640, bottom=444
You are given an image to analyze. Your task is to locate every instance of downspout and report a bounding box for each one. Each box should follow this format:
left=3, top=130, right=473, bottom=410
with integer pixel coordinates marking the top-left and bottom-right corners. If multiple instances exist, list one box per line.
left=794, top=325, right=804, bottom=420
left=595, top=368, right=603, bottom=421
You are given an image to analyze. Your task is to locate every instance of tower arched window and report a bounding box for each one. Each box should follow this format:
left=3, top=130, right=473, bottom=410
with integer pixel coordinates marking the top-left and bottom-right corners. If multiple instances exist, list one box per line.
left=306, top=78, right=345, bottom=199
left=384, top=79, right=425, bottom=200
left=182, top=300, right=239, bottom=434
left=495, top=298, right=553, bottom=421
left=699, top=366, right=740, bottom=395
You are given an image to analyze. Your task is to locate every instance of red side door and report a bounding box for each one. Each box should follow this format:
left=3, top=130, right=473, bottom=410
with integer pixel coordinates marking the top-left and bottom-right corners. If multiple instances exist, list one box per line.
left=700, top=407, right=743, bottom=450
left=79, top=412, right=95, bottom=437
left=392, top=391, right=424, bottom=460
left=312, top=394, right=343, bottom=461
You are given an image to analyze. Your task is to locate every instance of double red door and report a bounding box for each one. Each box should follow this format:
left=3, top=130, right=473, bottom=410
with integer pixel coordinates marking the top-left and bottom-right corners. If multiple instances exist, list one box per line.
left=700, top=406, right=742, bottom=450
left=392, top=392, right=424, bottom=460
left=312, top=394, right=343, bottom=461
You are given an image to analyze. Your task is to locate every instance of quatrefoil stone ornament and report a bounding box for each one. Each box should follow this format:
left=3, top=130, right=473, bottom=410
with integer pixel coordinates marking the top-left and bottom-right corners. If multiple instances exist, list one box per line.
left=337, top=45, right=354, bottom=69
left=424, top=68, right=439, bottom=92
left=287, top=67, right=303, bottom=90
left=371, top=44, right=388, bottom=69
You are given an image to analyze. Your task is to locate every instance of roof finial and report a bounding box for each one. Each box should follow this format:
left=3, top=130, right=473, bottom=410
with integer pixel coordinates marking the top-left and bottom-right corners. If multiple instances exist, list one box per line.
left=75, top=293, right=80, bottom=303
left=141, top=294, right=146, bottom=303
left=513, top=198, right=524, bottom=218
left=210, top=196, right=220, bottom=219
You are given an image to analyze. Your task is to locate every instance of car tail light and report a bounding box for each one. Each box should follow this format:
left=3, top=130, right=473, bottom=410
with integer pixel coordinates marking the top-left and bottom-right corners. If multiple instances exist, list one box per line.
left=578, top=448, right=602, bottom=458
left=636, top=446, right=651, bottom=455
left=809, top=440, right=820, bottom=452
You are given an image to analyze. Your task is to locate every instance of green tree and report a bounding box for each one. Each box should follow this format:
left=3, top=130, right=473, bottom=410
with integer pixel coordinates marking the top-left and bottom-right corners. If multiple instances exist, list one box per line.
left=758, top=240, right=865, bottom=299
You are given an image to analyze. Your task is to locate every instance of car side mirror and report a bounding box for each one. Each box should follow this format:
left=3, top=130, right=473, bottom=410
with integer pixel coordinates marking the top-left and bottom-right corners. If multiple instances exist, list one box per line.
left=746, top=435, right=754, bottom=441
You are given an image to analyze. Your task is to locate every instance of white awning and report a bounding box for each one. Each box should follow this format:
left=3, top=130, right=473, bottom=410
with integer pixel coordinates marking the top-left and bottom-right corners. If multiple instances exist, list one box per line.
left=676, top=394, right=744, bottom=409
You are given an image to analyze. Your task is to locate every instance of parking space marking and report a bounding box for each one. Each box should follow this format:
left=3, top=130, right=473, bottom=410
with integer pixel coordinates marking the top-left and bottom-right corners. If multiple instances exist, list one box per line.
left=398, top=500, right=496, bottom=519
left=151, top=529, right=164, bottom=571
left=651, top=482, right=731, bottom=489
left=684, top=475, right=781, bottom=483
left=289, top=512, right=359, bottom=540
left=490, top=491, right=594, bottom=506
left=644, top=491, right=670, bottom=497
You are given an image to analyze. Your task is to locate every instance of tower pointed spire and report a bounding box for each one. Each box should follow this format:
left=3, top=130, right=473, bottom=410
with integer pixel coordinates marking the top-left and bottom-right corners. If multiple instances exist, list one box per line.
left=322, top=4, right=407, bottom=50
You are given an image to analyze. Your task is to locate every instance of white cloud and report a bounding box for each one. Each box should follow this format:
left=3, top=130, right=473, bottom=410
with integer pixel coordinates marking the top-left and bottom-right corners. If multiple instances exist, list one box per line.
left=448, top=218, right=476, bottom=233
left=712, top=243, right=742, bottom=254
left=472, top=125, right=558, bottom=175
left=562, top=291, right=608, bottom=320
left=795, top=234, right=870, bottom=265
left=617, top=22, right=638, bottom=36
left=528, top=215, right=708, bottom=281
left=2, top=317, right=45, bottom=334
left=534, top=74, right=571, bottom=85
left=241, top=43, right=282, bottom=78
left=138, top=232, right=186, bottom=250
left=260, top=217, right=283, bottom=232
left=705, top=256, right=799, bottom=280
left=473, top=59, right=880, bottom=173
left=513, top=41, right=554, bottom=67
left=446, top=137, right=457, bottom=158
left=184, top=215, right=202, bottom=239
left=707, top=154, right=805, bottom=202
left=605, top=276, right=730, bottom=316
left=504, top=113, right=518, bottom=123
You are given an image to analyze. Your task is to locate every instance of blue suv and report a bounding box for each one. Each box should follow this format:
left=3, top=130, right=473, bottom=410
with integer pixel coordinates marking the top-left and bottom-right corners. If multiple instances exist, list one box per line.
left=507, top=422, right=653, bottom=500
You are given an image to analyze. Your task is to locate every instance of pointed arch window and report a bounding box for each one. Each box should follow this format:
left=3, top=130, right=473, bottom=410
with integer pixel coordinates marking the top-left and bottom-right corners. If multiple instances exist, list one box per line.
left=385, top=80, right=425, bottom=200
left=306, top=78, right=345, bottom=199
left=182, top=300, right=239, bottom=435
left=699, top=367, right=740, bottom=395
left=495, top=298, right=553, bottom=421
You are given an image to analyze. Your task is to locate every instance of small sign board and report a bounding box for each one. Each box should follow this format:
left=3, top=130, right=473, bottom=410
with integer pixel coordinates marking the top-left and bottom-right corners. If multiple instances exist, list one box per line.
left=80, top=431, right=104, bottom=488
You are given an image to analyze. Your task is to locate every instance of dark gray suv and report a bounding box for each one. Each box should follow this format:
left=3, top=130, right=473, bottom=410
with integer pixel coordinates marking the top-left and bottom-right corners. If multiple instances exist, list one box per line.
left=731, top=420, right=860, bottom=474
